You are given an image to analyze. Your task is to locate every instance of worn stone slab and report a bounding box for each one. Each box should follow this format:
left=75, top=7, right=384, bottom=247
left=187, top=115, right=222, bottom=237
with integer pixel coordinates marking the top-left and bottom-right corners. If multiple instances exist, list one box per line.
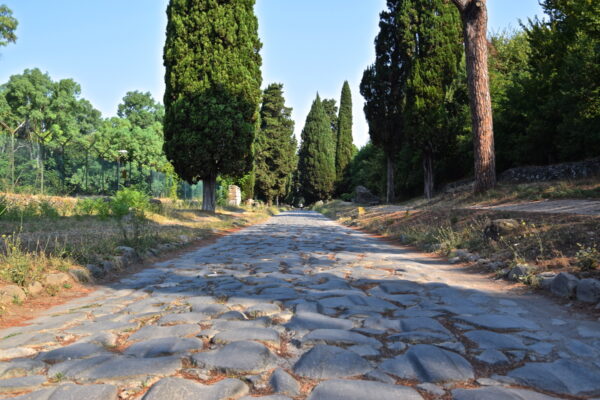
left=0, top=375, right=46, bottom=394
left=455, top=315, right=540, bottom=331
left=0, top=359, right=45, bottom=379
left=293, top=345, right=371, bottom=379
left=143, top=377, right=248, bottom=400
left=508, top=359, right=600, bottom=396
left=270, top=368, right=300, bottom=396
left=302, top=329, right=381, bottom=348
left=212, top=328, right=280, bottom=345
left=464, top=330, right=527, bottom=350
left=127, top=324, right=201, bottom=342
left=124, top=337, right=204, bottom=357
left=307, top=379, right=423, bottom=400
left=286, top=311, right=354, bottom=331
left=380, top=344, right=474, bottom=383
left=47, top=355, right=181, bottom=383
left=158, top=312, right=211, bottom=325
left=37, top=343, right=108, bottom=363
left=8, top=383, right=119, bottom=400
left=452, top=387, right=560, bottom=400
left=192, top=341, right=278, bottom=374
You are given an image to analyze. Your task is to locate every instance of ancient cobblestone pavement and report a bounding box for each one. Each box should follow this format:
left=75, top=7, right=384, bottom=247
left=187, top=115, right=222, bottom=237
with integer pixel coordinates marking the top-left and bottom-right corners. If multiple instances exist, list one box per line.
left=1, top=211, right=600, bottom=399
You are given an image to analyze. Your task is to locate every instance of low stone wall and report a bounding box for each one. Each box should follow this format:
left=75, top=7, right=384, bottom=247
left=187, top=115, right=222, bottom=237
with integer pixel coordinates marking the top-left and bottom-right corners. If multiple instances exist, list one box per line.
left=500, top=158, right=600, bottom=184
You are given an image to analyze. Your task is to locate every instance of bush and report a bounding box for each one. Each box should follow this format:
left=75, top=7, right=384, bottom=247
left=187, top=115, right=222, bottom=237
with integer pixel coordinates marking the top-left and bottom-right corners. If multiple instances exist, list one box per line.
left=575, top=244, right=599, bottom=271
left=76, top=198, right=111, bottom=218
left=110, top=189, right=150, bottom=218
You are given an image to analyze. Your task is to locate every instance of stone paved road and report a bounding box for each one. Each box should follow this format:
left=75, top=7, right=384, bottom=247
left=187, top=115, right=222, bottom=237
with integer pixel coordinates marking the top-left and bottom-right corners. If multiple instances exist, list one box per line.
left=1, top=211, right=600, bottom=399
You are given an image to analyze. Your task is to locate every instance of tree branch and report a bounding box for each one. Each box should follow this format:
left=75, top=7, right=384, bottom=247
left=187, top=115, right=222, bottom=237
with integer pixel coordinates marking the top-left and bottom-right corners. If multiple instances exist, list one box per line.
left=451, top=0, right=469, bottom=12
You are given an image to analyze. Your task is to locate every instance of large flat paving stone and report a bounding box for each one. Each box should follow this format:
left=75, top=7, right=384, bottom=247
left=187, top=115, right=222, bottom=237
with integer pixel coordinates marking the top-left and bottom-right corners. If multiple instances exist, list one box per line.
left=36, top=343, right=108, bottom=363
left=293, top=345, right=371, bottom=379
left=212, top=328, right=280, bottom=345
left=286, top=311, right=354, bottom=331
left=127, top=324, right=201, bottom=342
left=192, top=341, right=278, bottom=374
left=6, top=383, right=118, bottom=400
left=307, top=379, right=423, bottom=400
left=455, top=315, right=540, bottom=331
left=143, top=377, right=248, bottom=400
left=124, top=337, right=204, bottom=357
left=0, top=359, right=45, bottom=379
left=464, top=330, right=527, bottom=350
left=301, top=329, right=382, bottom=348
left=380, top=344, right=474, bottom=383
left=47, top=355, right=181, bottom=384
left=0, top=375, right=46, bottom=394
left=508, top=359, right=600, bottom=396
left=452, top=387, right=560, bottom=400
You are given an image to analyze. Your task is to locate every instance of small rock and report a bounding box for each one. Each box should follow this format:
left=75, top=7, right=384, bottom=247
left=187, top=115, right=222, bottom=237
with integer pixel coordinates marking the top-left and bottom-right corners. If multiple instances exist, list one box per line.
left=484, top=219, right=520, bottom=241
left=508, top=264, right=536, bottom=282
left=576, top=279, right=600, bottom=303
left=44, top=272, right=72, bottom=287
left=25, top=281, right=44, bottom=297
left=551, top=272, right=579, bottom=298
left=0, top=285, right=26, bottom=304
left=476, top=349, right=509, bottom=365
left=270, top=368, right=300, bottom=396
left=417, top=382, right=446, bottom=396
left=69, top=268, right=92, bottom=283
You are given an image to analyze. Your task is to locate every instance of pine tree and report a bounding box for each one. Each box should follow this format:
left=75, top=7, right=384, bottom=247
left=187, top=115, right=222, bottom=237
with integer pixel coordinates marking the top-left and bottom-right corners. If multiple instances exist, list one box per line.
left=254, top=83, right=297, bottom=205
left=298, top=94, right=336, bottom=203
left=335, top=81, right=353, bottom=190
left=163, top=0, right=262, bottom=212
left=451, top=0, right=496, bottom=193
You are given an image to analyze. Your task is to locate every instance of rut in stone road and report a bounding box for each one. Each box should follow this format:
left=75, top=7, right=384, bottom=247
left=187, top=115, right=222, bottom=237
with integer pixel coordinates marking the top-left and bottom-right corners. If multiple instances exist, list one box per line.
left=0, top=210, right=600, bottom=399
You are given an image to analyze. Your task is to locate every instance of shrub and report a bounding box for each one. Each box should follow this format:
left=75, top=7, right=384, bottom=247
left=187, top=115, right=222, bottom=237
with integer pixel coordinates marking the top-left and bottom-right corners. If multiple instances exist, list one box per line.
left=575, top=244, right=599, bottom=271
left=340, top=193, right=353, bottom=202
left=110, top=189, right=150, bottom=218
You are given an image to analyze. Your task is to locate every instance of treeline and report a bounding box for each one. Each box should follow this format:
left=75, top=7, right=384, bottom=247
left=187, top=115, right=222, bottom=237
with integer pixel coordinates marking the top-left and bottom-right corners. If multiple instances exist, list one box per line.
left=346, top=0, right=599, bottom=201
left=0, top=68, right=177, bottom=196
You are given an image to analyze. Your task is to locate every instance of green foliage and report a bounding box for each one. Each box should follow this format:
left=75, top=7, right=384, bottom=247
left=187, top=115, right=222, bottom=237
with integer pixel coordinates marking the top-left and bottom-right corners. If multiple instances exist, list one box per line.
left=575, top=244, right=599, bottom=271
left=76, top=198, right=110, bottom=218
left=254, top=83, right=297, bottom=204
left=0, top=4, right=17, bottom=47
left=298, top=95, right=336, bottom=203
left=110, top=188, right=150, bottom=218
left=163, top=0, right=263, bottom=210
left=335, top=81, right=353, bottom=192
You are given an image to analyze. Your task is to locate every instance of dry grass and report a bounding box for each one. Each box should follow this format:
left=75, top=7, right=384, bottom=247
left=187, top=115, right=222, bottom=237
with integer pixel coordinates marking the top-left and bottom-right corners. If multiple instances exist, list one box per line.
left=315, top=199, right=600, bottom=280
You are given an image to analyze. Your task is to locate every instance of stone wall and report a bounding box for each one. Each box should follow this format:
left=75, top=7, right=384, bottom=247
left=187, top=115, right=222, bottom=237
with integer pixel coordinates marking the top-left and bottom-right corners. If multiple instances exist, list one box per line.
left=499, top=158, right=600, bottom=184
left=228, top=185, right=242, bottom=207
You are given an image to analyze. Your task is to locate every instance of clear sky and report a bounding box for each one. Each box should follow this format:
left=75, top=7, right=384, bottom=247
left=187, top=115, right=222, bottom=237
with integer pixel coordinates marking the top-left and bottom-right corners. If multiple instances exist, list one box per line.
left=0, top=0, right=543, bottom=147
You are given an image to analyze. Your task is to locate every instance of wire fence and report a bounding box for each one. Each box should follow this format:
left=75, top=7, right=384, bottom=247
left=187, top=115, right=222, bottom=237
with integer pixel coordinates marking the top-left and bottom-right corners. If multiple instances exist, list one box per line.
left=0, top=135, right=202, bottom=198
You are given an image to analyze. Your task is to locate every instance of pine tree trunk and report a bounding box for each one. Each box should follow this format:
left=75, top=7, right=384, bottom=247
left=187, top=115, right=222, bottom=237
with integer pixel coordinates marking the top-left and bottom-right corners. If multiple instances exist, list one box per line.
left=423, top=150, right=434, bottom=200
left=202, top=175, right=217, bottom=212
left=452, top=0, right=496, bottom=193
left=386, top=153, right=395, bottom=204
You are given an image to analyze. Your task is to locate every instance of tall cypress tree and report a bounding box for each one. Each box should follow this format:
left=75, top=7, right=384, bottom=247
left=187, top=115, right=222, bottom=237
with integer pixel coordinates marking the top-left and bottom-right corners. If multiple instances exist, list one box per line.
left=321, top=98, right=339, bottom=153
left=298, top=94, right=335, bottom=203
left=254, top=83, right=297, bottom=205
left=403, top=0, right=465, bottom=199
left=163, top=0, right=262, bottom=212
left=335, top=81, right=353, bottom=189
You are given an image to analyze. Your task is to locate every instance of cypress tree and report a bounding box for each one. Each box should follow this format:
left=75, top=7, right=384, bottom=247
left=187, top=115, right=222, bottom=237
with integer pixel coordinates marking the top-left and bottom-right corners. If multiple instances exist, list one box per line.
left=321, top=98, right=339, bottom=153
left=163, top=0, right=262, bottom=212
left=335, top=81, right=353, bottom=189
left=298, top=94, right=336, bottom=203
left=254, top=83, right=297, bottom=205
left=403, top=0, right=465, bottom=199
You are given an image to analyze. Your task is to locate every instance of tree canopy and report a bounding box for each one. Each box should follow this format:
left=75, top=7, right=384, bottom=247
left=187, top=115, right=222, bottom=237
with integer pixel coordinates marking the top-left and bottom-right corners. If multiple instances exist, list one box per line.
left=163, top=0, right=263, bottom=211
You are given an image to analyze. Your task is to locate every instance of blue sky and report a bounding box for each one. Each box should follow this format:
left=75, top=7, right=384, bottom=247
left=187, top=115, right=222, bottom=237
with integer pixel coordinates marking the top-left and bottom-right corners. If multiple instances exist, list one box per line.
left=0, top=0, right=543, bottom=147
